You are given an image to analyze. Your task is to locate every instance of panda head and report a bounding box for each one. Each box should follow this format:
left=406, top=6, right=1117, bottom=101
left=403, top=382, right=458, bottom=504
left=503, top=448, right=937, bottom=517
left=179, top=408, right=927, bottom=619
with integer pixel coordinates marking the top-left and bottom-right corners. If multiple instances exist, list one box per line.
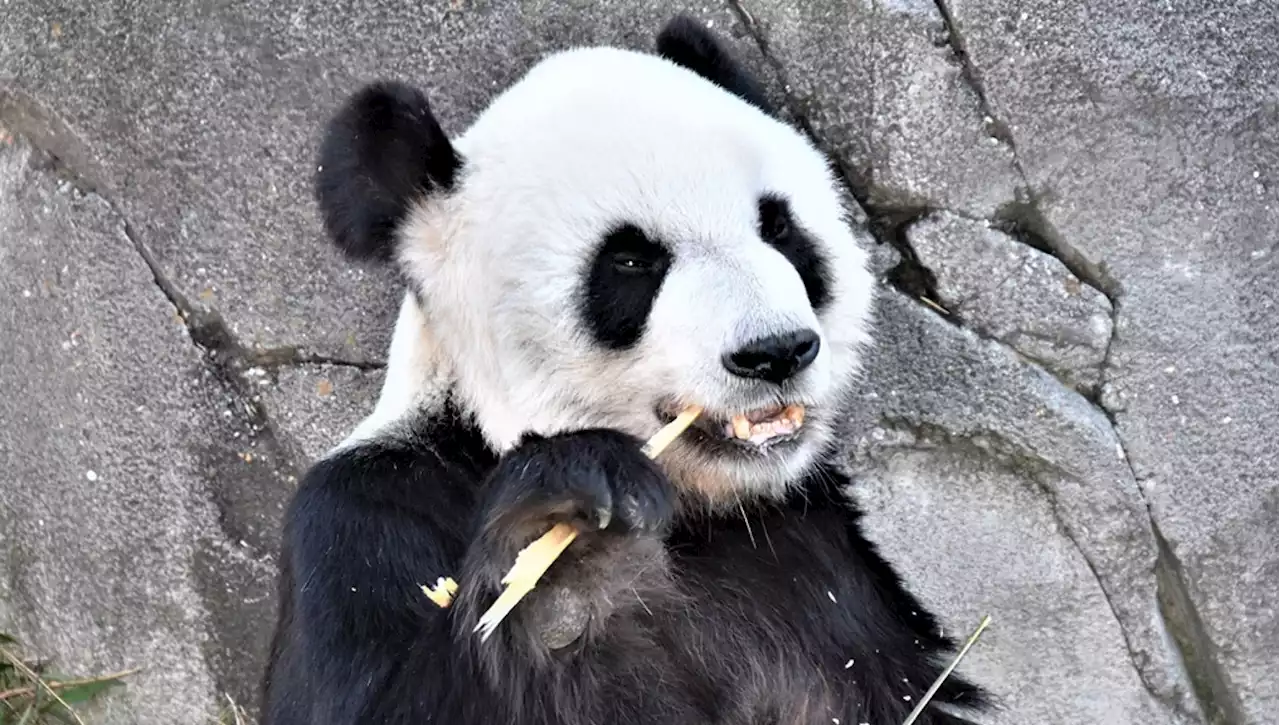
left=317, top=17, right=875, bottom=506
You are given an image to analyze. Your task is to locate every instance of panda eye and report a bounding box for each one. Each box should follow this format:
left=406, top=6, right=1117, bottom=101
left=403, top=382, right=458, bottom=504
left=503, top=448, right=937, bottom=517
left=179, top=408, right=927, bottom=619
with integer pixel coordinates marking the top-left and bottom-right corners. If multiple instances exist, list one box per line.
left=612, top=252, right=659, bottom=273
left=584, top=224, right=673, bottom=350
left=758, top=196, right=792, bottom=241
left=603, top=226, right=669, bottom=275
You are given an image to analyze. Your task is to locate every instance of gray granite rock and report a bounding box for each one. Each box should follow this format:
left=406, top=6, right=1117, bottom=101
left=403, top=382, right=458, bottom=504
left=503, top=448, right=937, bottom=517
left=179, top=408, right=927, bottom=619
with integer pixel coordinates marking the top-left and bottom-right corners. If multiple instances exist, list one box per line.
left=938, top=2, right=1279, bottom=722
left=842, top=291, right=1199, bottom=723
left=258, top=363, right=384, bottom=463
left=0, top=135, right=265, bottom=722
left=855, top=440, right=1167, bottom=724
left=906, top=211, right=1113, bottom=394
left=734, top=0, right=1023, bottom=216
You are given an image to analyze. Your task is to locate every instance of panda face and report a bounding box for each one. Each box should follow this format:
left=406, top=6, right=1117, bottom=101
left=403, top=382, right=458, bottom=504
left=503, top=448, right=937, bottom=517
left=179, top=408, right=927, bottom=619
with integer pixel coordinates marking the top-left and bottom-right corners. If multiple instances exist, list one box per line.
left=318, top=42, right=874, bottom=504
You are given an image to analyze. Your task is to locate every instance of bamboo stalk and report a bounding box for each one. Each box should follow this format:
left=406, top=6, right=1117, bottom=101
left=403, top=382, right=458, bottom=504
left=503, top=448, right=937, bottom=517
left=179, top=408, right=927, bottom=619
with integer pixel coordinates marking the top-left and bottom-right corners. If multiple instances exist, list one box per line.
left=900, top=615, right=992, bottom=725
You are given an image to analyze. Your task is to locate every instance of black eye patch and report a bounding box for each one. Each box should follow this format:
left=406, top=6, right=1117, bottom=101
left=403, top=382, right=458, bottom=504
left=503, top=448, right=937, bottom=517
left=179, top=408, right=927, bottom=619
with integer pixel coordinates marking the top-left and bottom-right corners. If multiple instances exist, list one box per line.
left=758, top=195, right=832, bottom=310
left=579, top=224, right=673, bottom=350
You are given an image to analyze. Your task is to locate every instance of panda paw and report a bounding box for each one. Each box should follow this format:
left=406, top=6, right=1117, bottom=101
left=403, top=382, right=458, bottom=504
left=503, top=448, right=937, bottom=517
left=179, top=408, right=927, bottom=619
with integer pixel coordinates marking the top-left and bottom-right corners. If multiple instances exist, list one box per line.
left=458, top=429, right=677, bottom=655
left=479, top=428, right=676, bottom=542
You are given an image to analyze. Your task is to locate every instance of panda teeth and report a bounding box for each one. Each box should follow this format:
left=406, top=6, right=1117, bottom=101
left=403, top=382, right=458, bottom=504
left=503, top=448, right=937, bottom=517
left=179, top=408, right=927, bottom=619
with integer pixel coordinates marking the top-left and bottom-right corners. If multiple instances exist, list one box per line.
left=727, top=405, right=806, bottom=443
left=785, top=404, right=805, bottom=426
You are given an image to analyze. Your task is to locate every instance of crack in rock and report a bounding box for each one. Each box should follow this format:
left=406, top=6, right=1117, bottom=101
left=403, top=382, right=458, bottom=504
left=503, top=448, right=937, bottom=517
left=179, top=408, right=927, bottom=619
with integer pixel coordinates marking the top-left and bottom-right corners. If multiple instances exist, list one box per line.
left=867, top=7, right=1231, bottom=720
left=885, top=0, right=1147, bottom=548
left=994, top=195, right=1124, bottom=404
left=1095, top=372, right=1245, bottom=725
left=1, top=90, right=385, bottom=377
left=119, top=215, right=383, bottom=375
left=2, top=122, right=311, bottom=542
left=886, top=83, right=1211, bottom=725
left=926, top=1, right=1124, bottom=328
left=990, top=196, right=1122, bottom=301
left=902, top=211, right=1114, bottom=397
left=919, top=7, right=1123, bottom=366
left=727, top=0, right=1138, bottom=430
left=929, top=0, right=1014, bottom=148
left=252, top=349, right=385, bottom=371
left=872, top=417, right=1196, bottom=720
left=729, top=0, right=1122, bottom=388
left=2, top=125, right=299, bottom=722
left=1151, top=523, right=1250, bottom=725
left=110, top=211, right=305, bottom=551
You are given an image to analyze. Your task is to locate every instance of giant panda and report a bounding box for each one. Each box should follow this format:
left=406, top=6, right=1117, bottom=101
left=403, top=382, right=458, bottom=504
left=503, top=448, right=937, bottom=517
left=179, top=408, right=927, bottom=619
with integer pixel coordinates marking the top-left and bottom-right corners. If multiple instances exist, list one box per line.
left=260, top=15, right=987, bottom=725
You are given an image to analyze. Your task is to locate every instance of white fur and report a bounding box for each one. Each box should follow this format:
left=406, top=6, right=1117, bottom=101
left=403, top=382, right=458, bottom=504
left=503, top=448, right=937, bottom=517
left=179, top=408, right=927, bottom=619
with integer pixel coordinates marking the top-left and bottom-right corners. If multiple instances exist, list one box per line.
left=349, top=46, right=875, bottom=503
left=336, top=292, right=454, bottom=450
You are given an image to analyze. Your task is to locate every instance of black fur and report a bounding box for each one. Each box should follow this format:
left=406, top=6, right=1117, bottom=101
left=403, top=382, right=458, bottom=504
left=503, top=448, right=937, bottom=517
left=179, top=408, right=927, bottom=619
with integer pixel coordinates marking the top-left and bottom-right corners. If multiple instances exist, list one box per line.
left=657, top=14, right=777, bottom=117
left=759, top=194, right=834, bottom=310
left=580, top=224, right=673, bottom=350
left=261, top=403, right=986, bottom=724
left=314, top=81, right=462, bottom=262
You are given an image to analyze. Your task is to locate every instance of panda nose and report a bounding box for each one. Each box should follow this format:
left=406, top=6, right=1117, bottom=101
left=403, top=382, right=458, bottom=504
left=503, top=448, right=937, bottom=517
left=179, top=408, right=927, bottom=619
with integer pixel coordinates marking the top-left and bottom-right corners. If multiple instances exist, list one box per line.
left=722, top=329, right=821, bottom=384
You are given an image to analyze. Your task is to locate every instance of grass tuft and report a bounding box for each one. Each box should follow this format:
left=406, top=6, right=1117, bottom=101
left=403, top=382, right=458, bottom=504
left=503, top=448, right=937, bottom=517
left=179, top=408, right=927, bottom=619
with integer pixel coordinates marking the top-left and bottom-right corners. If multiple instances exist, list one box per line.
left=0, top=633, right=139, bottom=725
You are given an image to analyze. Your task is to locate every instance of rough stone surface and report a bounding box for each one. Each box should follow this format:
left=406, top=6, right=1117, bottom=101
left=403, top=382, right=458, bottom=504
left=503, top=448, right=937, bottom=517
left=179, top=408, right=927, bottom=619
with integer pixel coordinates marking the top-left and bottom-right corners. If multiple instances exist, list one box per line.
left=258, top=364, right=384, bottom=463
left=0, top=1, right=1275, bottom=724
left=906, top=211, right=1113, bottom=394
left=735, top=0, right=1023, bottom=216
left=0, top=136, right=283, bottom=722
left=937, top=2, right=1279, bottom=722
left=855, top=443, right=1163, bottom=724
left=843, top=293, right=1199, bottom=724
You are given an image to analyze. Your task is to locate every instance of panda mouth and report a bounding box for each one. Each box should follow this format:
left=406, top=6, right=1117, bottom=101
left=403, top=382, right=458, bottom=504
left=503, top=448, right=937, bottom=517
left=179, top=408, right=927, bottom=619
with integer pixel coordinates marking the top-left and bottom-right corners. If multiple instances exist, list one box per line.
left=656, top=402, right=807, bottom=449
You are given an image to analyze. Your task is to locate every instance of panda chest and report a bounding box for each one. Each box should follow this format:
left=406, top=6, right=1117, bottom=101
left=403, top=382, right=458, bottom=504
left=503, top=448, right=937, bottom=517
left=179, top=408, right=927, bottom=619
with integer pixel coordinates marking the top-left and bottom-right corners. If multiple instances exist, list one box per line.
left=645, top=518, right=858, bottom=722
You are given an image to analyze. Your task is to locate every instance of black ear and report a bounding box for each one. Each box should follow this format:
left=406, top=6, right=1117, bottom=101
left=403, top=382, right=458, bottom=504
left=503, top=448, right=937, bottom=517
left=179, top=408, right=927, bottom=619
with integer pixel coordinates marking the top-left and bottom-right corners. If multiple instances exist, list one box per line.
left=656, top=15, right=776, bottom=117
left=315, top=81, right=462, bottom=262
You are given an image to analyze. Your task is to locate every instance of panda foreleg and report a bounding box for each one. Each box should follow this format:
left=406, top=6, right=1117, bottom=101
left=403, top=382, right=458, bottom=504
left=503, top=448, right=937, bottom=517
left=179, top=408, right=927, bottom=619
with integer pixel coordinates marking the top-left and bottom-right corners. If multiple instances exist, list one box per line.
left=261, top=431, right=502, bottom=724
left=450, top=428, right=679, bottom=693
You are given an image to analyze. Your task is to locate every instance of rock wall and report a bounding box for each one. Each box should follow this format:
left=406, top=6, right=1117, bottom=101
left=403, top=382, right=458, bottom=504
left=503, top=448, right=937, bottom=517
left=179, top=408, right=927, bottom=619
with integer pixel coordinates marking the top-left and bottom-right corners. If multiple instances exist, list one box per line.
left=1, top=1, right=1274, bottom=723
